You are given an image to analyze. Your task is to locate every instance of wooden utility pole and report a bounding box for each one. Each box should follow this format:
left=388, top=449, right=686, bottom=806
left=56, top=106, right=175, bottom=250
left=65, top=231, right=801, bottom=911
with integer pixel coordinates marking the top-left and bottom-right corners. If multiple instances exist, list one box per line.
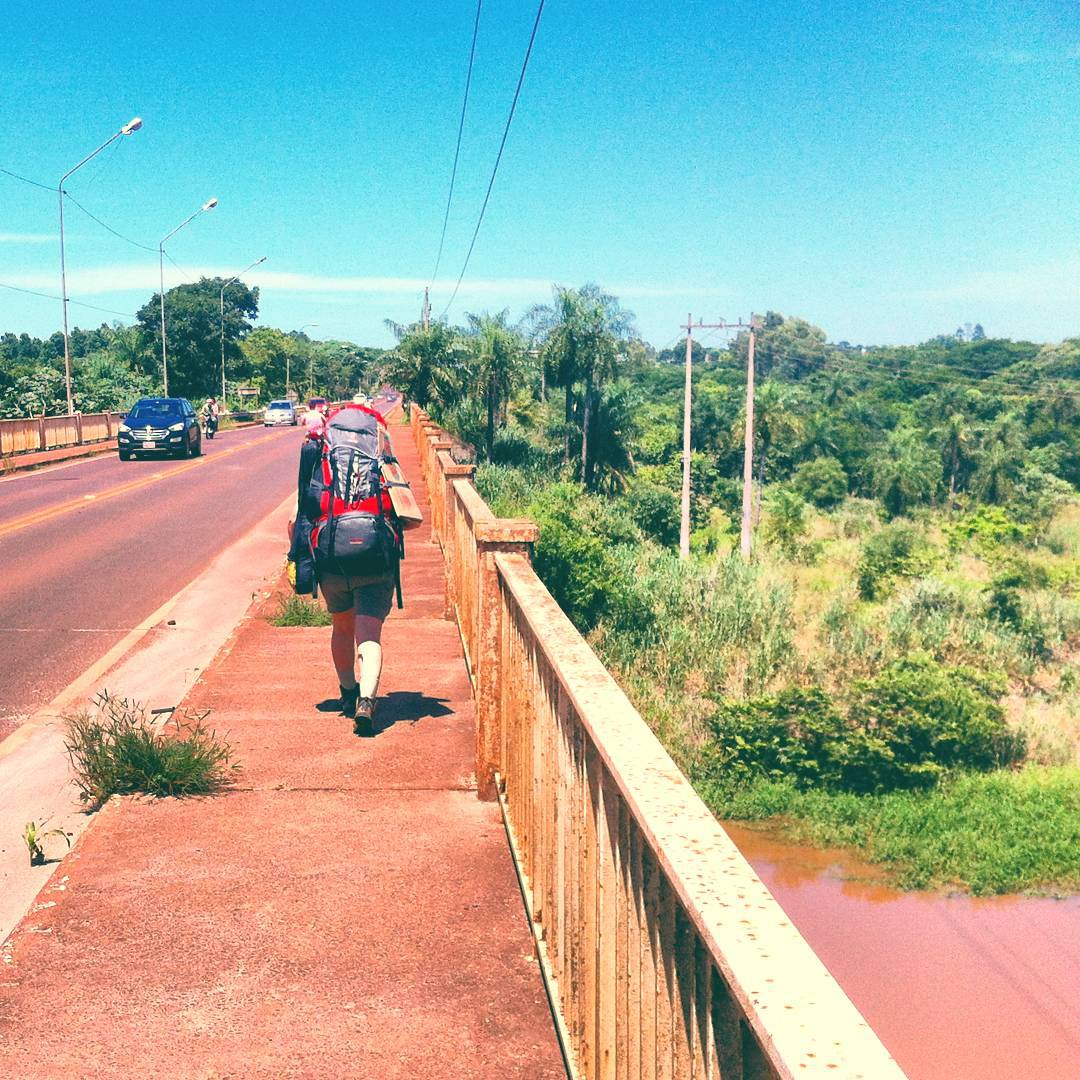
left=422, top=286, right=431, bottom=330
left=679, top=315, right=753, bottom=559
left=740, top=316, right=760, bottom=561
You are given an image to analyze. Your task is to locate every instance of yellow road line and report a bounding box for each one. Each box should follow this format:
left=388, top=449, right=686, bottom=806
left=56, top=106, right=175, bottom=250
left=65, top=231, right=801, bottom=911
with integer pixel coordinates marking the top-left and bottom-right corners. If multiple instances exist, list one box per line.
left=0, top=429, right=287, bottom=541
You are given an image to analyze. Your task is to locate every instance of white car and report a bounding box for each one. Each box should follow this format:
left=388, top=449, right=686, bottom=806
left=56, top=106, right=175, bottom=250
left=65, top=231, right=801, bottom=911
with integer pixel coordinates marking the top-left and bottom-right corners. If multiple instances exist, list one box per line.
left=264, top=400, right=298, bottom=426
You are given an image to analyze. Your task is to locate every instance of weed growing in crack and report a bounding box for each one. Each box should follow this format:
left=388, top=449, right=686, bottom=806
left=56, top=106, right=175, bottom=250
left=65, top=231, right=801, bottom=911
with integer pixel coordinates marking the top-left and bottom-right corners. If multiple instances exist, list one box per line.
left=64, top=691, right=238, bottom=810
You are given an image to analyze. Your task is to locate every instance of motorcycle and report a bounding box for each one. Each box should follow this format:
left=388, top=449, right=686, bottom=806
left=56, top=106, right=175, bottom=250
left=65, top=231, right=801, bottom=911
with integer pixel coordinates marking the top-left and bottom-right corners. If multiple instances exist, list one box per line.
left=203, top=411, right=218, bottom=439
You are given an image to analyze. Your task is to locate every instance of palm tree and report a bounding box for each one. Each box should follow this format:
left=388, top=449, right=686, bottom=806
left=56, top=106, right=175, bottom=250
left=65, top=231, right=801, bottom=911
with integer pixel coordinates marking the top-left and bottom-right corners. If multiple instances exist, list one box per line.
left=382, top=319, right=469, bottom=410
left=935, top=411, right=978, bottom=502
left=465, top=310, right=525, bottom=458
left=872, top=425, right=940, bottom=517
left=970, top=412, right=1026, bottom=505
left=525, top=284, right=635, bottom=483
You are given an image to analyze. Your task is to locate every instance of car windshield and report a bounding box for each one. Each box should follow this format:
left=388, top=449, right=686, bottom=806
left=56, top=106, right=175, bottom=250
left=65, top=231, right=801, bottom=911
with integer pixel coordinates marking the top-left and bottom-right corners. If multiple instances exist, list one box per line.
left=127, top=403, right=182, bottom=423
left=268, top=401, right=291, bottom=409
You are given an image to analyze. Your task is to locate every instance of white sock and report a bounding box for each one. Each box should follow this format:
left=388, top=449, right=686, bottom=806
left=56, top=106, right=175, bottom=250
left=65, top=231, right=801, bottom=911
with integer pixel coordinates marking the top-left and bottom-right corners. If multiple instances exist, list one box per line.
left=357, top=641, right=383, bottom=698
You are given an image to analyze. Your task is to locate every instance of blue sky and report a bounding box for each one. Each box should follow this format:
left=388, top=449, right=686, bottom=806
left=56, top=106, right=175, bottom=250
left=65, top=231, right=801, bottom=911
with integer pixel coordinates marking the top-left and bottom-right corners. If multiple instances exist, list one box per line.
left=2, top=1, right=1080, bottom=349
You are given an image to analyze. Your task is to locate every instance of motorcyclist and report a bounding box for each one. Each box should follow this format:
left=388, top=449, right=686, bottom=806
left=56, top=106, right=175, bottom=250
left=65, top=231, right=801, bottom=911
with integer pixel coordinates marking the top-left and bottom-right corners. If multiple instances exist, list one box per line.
left=203, top=397, right=220, bottom=439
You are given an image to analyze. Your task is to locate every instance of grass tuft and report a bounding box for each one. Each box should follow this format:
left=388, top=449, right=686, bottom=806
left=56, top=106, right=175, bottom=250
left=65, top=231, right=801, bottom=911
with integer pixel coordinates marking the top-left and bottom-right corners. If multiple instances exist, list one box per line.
left=270, top=594, right=332, bottom=626
left=64, top=691, right=238, bottom=810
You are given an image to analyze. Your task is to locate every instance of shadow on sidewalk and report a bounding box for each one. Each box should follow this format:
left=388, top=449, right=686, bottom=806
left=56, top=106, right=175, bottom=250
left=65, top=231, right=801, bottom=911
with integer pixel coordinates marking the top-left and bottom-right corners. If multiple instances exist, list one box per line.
left=313, top=690, right=454, bottom=733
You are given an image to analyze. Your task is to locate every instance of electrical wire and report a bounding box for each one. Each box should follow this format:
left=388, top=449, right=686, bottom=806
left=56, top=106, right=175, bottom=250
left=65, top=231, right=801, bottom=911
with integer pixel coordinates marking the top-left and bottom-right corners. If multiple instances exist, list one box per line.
left=0, top=165, right=53, bottom=192
left=430, top=0, right=483, bottom=285
left=62, top=193, right=158, bottom=252
left=0, top=280, right=135, bottom=318
left=438, top=0, right=546, bottom=319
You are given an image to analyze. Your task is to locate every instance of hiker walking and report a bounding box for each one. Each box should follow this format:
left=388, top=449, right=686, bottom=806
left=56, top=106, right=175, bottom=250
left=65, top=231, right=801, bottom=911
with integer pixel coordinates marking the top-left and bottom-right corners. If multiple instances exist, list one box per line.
left=288, top=401, right=405, bottom=736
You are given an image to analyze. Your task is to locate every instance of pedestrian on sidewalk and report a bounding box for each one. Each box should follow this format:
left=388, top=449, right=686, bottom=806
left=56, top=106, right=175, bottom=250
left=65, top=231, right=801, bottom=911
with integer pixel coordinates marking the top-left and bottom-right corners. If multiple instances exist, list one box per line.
left=288, top=401, right=402, bottom=736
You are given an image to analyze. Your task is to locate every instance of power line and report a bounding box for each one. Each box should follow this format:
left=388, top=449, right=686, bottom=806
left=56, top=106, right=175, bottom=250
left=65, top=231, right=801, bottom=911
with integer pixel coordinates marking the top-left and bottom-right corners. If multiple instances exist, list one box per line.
left=430, top=0, right=483, bottom=285
left=438, top=0, right=546, bottom=319
left=0, top=280, right=135, bottom=318
left=0, top=165, right=52, bottom=192
left=63, top=193, right=158, bottom=252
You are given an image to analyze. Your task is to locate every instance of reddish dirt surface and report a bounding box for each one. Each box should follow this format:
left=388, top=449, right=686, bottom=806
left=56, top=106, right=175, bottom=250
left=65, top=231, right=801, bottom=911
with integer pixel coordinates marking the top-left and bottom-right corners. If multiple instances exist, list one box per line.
left=725, top=823, right=1080, bottom=1080
left=0, top=420, right=565, bottom=1079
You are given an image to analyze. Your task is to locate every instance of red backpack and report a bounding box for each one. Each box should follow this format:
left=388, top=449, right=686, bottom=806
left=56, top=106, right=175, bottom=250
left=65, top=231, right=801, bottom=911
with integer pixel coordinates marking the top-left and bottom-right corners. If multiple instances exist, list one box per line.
left=308, top=405, right=402, bottom=606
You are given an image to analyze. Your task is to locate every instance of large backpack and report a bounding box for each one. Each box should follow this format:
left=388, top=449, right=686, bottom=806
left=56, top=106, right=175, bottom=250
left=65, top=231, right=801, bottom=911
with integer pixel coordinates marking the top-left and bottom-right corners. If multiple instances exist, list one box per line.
left=307, top=406, right=403, bottom=606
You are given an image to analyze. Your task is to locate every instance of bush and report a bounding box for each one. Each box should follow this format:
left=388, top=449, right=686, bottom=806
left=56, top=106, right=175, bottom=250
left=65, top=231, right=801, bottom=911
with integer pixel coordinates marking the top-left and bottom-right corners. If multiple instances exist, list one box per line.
left=704, top=688, right=851, bottom=788
left=489, top=428, right=558, bottom=471
left=944, top=505, right=1029, bottom=554
left=703, top=654, right=1023, bottom=795
left=856, top=521, right=935, bottom=600
left=848, top=654, right=1023, bottom=790
left=528, top=482, right=646, bottom=633
left=624, top=481, right=680, bottom=547
left=64, top=692, right=237, bottom=810
left=791, top=456, right=848, bottom=508
left=762, top=488, right=812, bottom=559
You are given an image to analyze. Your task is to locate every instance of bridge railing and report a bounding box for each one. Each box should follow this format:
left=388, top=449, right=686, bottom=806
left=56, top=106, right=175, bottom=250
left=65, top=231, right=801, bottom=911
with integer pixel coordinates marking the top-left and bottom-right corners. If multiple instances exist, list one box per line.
left=0, top=412, right=123, bottom=457
left=409, top=404, right=904, bottom=1080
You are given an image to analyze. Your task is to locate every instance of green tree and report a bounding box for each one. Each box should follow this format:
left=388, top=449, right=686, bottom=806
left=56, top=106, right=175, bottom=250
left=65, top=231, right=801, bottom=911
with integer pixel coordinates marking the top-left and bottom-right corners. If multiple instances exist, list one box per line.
left=466, top=310, right=526, bottom=458
left=526, top=284, right=635, bottom=483
left=872, top=425, right=940, bottom=517
left=135, top=278, right=258, bottom=398
left=382, top=321, right=469, bottom=410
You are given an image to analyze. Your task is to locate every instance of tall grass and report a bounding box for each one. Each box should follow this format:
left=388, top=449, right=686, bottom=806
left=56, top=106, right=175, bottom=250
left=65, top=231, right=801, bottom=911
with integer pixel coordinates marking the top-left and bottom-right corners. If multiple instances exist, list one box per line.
left=64, top=692, right=237, bottom=810
left=702, top=766, right=1080, bottom=895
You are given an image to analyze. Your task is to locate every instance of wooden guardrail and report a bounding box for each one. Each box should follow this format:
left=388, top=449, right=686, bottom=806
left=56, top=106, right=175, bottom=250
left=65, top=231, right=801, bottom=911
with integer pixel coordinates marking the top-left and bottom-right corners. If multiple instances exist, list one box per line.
left=0, top=412, right=123, bottom=456
left=409, top=404, right=905, bottom=1080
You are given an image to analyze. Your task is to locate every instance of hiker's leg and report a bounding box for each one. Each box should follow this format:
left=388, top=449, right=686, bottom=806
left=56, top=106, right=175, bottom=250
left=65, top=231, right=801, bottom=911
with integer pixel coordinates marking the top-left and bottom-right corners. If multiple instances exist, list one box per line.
left=354, top=613, right=384, bottom=698
left=331, top=609, right=358, bottom=689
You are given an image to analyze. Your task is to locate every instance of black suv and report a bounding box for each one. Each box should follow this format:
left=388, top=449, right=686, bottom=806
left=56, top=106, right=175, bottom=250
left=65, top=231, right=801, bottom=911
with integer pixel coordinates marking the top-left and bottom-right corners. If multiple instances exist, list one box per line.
left=118, top=397, right=202, bottom=460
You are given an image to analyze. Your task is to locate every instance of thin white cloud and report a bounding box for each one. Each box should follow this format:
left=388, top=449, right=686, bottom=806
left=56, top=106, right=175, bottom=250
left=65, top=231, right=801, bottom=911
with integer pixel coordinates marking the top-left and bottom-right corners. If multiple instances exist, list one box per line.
left=896, top=262, right=1080, bottom=304
left=0, top=233, right=56, bottom=244
left=988, top=44, right=1080, bottom=65
left=0, top=263, right=725, bottom=301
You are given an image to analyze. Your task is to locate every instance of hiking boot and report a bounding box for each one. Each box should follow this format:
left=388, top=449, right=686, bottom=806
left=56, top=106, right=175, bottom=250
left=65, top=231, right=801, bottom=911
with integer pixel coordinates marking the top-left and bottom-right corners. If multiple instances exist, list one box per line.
left=340, top=685, right=359, bottom=719
left=353, top=696, right=376, bottom=737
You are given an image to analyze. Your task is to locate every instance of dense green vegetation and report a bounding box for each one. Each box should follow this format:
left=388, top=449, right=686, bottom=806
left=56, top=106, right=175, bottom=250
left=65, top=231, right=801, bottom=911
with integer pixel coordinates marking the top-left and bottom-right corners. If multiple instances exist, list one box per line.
left=0, top=279, right=385, bottom=415
left=391, top=288, right=1080, bottom=895
left=10, top=279, right=1080, bottom=892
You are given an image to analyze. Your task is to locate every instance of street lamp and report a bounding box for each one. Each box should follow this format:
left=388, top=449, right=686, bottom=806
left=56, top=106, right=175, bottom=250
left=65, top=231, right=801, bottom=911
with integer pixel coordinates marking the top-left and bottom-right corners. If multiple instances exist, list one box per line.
left=57, top=116, right=142, bottom=415
left=158, top=197, right=218, bottom=395
left=220, top=256, right=267, bottom=404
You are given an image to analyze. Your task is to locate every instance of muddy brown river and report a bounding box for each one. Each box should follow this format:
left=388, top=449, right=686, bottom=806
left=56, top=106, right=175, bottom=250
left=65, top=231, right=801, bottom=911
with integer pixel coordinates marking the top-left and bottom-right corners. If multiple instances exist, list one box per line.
left=724, top=824, right=1080, bottom=1079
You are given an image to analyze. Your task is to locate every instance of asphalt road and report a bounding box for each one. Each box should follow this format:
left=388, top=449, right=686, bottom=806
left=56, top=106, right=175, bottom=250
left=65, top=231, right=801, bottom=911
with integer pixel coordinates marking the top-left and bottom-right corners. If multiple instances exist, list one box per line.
left=0, top=423, right=303, bottom=739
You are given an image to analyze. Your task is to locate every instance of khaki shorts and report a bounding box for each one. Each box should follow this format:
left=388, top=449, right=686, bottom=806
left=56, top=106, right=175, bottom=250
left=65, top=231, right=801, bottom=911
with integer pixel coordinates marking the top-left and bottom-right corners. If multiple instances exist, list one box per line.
left=319, top=573, right=395, bottom=619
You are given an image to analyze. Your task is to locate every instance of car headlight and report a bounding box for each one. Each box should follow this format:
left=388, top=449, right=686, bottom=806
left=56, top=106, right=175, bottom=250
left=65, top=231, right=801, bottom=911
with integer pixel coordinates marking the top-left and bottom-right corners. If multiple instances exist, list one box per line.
left=168, top=422, right=184, bottom=432
left=119, top=424, right=130, bottom=433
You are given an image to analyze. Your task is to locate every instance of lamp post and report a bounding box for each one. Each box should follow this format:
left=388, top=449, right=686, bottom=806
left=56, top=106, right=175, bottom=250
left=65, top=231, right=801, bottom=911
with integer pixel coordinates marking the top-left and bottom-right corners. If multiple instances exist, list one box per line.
left=158, top=197, right=218, bottom=395
left=58, top=117, right=142, bottom=415
left=219, top=256, right=267, bottom=405
left=298, top=323, right=318, bottom=397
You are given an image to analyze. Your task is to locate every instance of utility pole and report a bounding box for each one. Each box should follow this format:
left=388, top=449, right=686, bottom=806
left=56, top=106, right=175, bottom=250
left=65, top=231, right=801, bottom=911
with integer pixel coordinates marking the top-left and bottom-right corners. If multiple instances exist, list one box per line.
left=679, top=315, right=753, bottom=559
left=422, top=287, right=431, bottom=330
left=740, top=316, right=760, bottom=561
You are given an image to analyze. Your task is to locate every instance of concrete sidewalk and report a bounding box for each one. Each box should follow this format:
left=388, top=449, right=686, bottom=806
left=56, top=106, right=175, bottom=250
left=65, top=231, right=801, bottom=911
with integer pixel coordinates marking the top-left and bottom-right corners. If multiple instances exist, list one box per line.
left=0, top=421, right=565, bottom=1078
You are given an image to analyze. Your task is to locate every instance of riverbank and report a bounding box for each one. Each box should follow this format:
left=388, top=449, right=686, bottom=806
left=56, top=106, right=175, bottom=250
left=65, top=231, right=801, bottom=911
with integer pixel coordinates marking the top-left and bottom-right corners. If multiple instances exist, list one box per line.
left=474, top=459, right=1080, bottom=895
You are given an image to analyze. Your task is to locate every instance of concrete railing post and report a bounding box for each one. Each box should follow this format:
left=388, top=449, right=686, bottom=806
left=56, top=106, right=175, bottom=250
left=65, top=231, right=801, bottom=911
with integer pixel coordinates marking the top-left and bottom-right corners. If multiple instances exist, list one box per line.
left=36, top=416, right=46, bottom=452
left=428, top=438, right=453, bottom=543
left=440, top=458, right=475, bottom=618
left=74, top=412, right=83, bottom=445
left=474, top=518, right=538, bottom=800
